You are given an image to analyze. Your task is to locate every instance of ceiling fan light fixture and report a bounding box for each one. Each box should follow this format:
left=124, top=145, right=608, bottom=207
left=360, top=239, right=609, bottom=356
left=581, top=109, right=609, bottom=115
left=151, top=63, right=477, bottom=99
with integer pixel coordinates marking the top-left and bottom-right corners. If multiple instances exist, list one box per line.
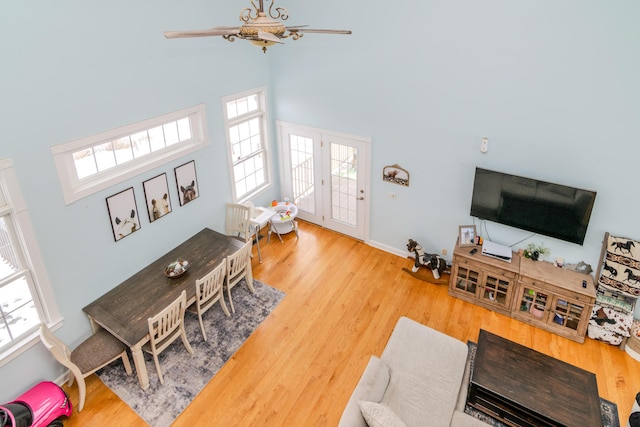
left=239, top=13, right=286, bottom=37
left=250, top=39, right=277, bottom=54
left=163, top=0, right=351, bottom=52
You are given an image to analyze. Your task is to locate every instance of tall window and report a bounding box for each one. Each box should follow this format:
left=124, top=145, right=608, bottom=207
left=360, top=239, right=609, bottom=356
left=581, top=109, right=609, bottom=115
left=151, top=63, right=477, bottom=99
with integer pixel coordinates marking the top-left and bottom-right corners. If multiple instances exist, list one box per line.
left=51, top=104, right=209, bottom=205
left=0, top=216, right=39, bottom=352
left=222, top=87, right=271, bottom=202
left=0, top=158, right=60, bottom=364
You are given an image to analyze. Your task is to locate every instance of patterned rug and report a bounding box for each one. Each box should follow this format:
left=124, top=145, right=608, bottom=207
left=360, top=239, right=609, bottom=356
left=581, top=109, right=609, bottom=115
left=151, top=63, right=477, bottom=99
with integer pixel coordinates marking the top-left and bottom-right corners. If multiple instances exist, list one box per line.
left=96, top=279, right=285, bottom=427
left=464, top=341, right=620, bottom=427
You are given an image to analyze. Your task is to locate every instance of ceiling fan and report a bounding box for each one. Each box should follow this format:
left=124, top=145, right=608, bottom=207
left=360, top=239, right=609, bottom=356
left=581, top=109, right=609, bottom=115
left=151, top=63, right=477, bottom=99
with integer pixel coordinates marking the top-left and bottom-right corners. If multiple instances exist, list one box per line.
left=163, top=0, right=352, bottom=53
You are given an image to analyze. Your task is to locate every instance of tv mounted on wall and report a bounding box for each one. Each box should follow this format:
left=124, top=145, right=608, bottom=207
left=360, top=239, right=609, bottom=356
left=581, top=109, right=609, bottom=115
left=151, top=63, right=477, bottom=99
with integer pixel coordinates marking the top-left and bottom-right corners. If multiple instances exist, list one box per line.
left=470, top=168, right=597, bottom=245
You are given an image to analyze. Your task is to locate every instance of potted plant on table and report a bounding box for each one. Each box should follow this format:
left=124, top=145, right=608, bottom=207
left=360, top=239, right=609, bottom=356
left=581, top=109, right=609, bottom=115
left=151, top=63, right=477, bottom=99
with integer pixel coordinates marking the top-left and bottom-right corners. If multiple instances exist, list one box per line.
left=523, top=242, right=550, bottom=261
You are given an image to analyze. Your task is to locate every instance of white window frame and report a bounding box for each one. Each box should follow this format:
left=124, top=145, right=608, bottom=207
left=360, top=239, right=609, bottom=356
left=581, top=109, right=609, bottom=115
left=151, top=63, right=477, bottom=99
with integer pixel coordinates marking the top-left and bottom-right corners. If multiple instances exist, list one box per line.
left=222, top=86, right=272, bottom=202
left=51, top=104, right=209, bottom=205
left=0, top=158, right=62, bottom=366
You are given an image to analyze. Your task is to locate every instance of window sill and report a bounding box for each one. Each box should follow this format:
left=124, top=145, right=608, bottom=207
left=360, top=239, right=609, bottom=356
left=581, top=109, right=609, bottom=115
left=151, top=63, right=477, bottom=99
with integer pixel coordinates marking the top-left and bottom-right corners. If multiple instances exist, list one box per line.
left=0, top=319, right=62, bottom=368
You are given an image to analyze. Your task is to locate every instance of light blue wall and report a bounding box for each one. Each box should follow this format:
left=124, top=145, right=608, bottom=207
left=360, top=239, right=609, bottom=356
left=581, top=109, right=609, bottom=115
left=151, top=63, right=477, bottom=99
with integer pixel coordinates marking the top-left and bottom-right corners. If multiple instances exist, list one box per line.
left=0, top=1, right=280, bottom=401
left=1, top=0, right=639, bottom=402
left=270, top=0, right=640, bottom=264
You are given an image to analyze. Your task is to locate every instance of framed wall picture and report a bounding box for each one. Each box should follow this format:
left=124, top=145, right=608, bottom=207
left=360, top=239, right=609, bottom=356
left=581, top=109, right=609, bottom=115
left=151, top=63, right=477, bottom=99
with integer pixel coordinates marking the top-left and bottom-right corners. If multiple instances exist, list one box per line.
left=458, top=225, right=477, bottom=247
left=143, top=173, right=172, bottom=222
left=382, top=164, right=409, bottom=186
left=174, top=160, right=199, bottom=206
left=106, top=187, right=141, bottom=242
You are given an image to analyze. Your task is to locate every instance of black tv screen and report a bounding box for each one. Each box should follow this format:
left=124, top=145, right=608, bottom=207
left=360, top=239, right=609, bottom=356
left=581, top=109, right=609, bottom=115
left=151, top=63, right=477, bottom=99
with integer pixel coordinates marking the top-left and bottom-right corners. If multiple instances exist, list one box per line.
left=470, top=168, right=596, bottom=245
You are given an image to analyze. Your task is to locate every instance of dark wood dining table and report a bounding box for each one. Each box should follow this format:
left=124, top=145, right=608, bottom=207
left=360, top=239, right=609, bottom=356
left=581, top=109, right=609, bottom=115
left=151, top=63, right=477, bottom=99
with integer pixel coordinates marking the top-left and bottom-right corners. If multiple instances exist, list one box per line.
left=83, top=227, right=248, bottom=390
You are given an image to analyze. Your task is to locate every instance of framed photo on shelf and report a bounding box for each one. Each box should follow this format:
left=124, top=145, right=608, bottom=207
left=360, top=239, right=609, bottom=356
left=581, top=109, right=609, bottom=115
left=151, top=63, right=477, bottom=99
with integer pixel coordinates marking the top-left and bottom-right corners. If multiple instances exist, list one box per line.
left=458, top=225, right=477, bottom=247
left=143, top=173, right=172, bottom=222
left=106, top=187, right=141, bottom=242
left=174, top=160, right=199, bottom=206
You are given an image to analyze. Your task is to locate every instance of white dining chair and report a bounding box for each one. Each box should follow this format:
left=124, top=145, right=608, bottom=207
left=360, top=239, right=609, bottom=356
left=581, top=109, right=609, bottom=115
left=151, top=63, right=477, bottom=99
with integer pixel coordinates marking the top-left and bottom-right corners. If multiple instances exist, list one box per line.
left=225, top=240, right=255, bottom=313
left=143, top=290, right=194, bottom=384
left=187, top=259, right=230, bottom=341
left=225, top=203, right=252, bottom=242
left=39, top=323, right=132, bottom=412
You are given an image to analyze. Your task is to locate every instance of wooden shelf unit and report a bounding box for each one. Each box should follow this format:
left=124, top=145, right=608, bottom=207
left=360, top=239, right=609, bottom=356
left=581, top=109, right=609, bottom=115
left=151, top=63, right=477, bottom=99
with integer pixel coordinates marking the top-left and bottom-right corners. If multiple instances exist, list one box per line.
left=449, top=244, right=520, bottom=317
left=449, top=242, right=596, bottom=343
left=513, top=257, right=596, bottom=343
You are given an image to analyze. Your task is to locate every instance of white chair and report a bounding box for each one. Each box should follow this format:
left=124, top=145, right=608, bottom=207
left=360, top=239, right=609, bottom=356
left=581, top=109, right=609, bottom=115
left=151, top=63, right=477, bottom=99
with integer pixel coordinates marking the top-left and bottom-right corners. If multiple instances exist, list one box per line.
left=39, top=323, right=132, bottom=412
left=225, top=203, right=252, bottom=242
left=225, top=240, right=255, bottom=313
left=187, top=259, right=230, bottom=341
left=143, top=290, right=194, bottom=384
left=226, top=202, right=263, bottom=259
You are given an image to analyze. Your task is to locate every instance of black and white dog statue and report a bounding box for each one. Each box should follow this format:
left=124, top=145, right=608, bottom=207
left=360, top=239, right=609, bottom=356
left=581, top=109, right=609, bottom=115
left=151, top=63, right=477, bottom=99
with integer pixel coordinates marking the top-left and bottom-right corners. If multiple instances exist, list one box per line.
left=406, top=238, right=447, bottom=279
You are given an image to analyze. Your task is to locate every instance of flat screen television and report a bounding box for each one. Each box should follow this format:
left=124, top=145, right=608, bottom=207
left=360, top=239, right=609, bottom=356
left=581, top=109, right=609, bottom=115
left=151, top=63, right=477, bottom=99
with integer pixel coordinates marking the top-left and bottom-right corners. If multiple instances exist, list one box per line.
left=470, top=168, right=597, bottom=245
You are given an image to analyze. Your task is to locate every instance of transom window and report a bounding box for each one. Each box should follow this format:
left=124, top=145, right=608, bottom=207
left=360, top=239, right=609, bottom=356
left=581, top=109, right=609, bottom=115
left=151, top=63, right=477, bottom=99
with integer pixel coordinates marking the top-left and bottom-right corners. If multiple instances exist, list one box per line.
left=222, top=87, right=271, bottom=202
left=52, top=104, right=209, bottom=205
left=72, top=118, right=192, bottom=179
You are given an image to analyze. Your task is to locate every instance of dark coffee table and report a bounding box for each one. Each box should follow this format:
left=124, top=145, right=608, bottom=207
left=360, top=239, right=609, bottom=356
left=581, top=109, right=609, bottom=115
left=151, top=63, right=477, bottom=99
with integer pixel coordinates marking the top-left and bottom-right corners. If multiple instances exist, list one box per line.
left=467, top=329, right=603, bottom=427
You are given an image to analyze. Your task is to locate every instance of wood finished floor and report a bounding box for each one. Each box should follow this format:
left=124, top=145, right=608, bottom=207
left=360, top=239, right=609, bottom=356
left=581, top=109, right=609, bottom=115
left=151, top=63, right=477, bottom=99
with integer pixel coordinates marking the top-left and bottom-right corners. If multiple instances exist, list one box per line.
left=63, top=221, right=639, bottom=426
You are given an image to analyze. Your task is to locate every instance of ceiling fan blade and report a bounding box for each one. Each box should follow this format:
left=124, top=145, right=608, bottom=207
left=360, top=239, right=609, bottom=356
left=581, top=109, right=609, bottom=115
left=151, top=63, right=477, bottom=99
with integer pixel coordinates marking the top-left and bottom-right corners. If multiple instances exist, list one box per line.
left=210, top=25, right=242, bottom=30
left=163, top=27, right=240, bottom=39
left=257, top=31, right=284, bottom=44
left=293, top=29, right=352, bottom=35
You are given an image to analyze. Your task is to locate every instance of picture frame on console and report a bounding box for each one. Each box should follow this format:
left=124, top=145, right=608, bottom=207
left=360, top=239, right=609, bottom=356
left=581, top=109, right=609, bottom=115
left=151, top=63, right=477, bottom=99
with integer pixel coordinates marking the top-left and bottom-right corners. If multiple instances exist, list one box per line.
left=459, top=225, right=476, bottom=247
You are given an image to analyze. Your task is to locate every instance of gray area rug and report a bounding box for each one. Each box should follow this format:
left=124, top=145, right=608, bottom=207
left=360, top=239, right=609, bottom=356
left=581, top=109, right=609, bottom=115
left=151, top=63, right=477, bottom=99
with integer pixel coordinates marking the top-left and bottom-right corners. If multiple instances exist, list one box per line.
left=96, top=279, right=285, bottom=427
left=464, top=341, right=620, bottom=427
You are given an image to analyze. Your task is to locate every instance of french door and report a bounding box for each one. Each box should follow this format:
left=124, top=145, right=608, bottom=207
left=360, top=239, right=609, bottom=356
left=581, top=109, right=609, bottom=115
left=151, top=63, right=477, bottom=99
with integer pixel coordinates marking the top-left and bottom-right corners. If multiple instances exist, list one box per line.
left=277, top=121, right=370, bottom=241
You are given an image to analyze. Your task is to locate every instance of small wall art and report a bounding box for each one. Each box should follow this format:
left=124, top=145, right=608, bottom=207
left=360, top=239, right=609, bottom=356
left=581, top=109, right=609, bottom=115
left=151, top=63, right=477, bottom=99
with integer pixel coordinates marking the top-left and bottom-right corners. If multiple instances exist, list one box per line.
left=458, top=225, right=477, bottom=247
left=106, top=187, right=141, bottom=242
left=174, top=160, right=199, bottom=206
left=143, top=173, right=172, bottom=222
left=382, top=164, right=409, bottom=186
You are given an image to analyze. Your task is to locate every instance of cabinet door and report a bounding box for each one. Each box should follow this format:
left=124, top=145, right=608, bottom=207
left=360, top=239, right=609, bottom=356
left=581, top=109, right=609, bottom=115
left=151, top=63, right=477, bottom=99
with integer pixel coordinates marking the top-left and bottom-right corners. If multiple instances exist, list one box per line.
left=480, top=273, right=513, bottom=309
left=549, top=296, right=586, bottom=332
left=515, top=285, right=551, bottom=322
left=453, top=264, right=480, bottom=297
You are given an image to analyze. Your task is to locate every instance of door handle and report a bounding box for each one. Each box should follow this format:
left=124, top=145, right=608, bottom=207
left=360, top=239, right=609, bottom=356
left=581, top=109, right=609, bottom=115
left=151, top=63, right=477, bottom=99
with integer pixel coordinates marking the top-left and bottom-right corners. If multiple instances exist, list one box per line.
left=357, top=196, right=364, bottom=200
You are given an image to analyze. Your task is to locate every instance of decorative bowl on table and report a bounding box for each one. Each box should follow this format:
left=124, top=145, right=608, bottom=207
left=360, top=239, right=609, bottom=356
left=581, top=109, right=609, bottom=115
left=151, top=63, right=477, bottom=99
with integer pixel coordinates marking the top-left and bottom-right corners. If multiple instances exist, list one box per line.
left=164, top=259, right=189, bottom=278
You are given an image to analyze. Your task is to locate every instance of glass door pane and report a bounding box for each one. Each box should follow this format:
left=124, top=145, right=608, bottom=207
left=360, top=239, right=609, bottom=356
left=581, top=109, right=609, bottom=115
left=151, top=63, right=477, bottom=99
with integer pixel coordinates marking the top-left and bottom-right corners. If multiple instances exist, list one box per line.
left=519, top=287, right=549, bottom=320
left=330, top=142, right=358, bottom=226
left=455, top=266, right=479, bottom=295
left=289, top=134, right=316, bottom=214
left=552, top=298, right=584, bottom=331
left=483, top=276, right=510, bottom=305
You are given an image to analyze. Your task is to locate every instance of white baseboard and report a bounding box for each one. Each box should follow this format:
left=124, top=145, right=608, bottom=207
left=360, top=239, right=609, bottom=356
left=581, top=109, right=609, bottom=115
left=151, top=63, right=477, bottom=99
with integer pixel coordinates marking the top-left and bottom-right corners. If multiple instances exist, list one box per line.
left=366, top=239, right=407, bottom=258
left=365, top=239, right=450, bottom=265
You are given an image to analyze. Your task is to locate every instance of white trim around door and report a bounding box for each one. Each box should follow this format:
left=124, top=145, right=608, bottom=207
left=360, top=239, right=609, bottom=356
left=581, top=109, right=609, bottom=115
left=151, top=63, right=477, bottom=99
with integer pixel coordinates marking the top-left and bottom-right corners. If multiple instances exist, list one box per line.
left=277, top=121, right=371, bottom=242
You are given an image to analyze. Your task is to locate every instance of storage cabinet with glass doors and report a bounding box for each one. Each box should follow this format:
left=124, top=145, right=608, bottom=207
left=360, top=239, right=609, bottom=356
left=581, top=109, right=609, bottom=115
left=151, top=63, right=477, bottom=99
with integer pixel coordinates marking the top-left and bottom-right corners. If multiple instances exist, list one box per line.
left=448, top=240, right=596, bottom=343
left=512, top=257, right=596, bottom=343
left=449, top=243, right=520, bottom=317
